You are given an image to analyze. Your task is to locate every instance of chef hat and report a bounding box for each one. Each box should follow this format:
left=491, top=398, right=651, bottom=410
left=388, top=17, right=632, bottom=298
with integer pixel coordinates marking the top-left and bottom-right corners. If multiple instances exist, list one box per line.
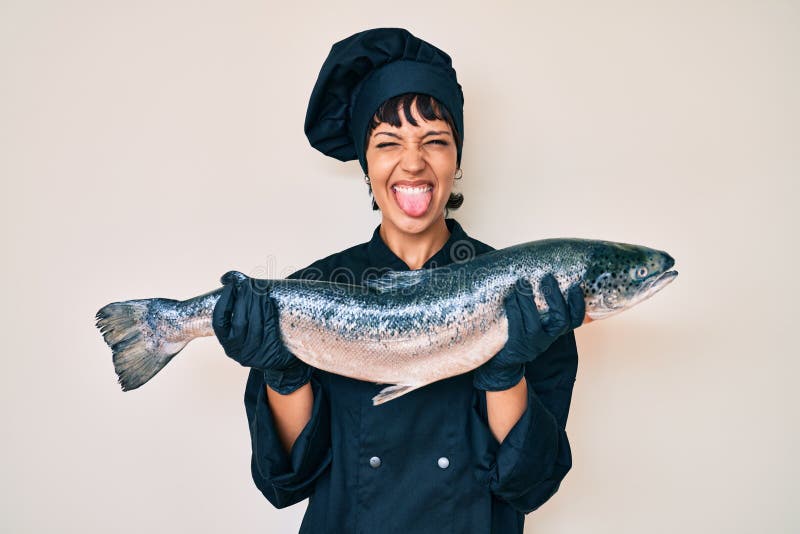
left=304, top=27, right=464, bottom=174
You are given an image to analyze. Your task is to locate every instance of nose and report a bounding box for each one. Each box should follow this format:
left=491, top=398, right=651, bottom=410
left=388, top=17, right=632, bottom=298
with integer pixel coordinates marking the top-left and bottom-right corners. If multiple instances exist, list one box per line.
left=400, top=144, right=425, bottom=173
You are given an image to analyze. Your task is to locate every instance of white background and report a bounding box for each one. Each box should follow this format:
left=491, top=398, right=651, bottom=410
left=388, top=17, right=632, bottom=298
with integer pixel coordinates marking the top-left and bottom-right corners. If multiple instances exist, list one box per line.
left=2, top=1, right=797, bottom=532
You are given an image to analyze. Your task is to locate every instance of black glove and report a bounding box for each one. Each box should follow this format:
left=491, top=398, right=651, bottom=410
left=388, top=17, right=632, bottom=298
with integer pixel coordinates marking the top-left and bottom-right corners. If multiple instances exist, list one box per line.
left=212, top=270, right=311, bottom=395
left=473, top=273, right=585, bottom=391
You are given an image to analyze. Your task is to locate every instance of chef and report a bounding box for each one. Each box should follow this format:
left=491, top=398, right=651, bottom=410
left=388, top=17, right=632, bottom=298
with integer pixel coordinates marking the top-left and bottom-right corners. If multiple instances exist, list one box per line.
left=212, top=27, right=585, bottom=533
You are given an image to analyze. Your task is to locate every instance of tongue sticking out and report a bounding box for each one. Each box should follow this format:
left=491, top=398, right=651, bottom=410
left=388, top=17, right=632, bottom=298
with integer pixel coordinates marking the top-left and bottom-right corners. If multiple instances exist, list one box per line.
left=393, top=186, right=432, bottom=217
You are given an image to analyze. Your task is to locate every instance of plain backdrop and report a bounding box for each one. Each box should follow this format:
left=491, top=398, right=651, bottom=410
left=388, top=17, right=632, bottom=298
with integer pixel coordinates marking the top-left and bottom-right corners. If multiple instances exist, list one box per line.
left=2, top=1, right=797, bottom=532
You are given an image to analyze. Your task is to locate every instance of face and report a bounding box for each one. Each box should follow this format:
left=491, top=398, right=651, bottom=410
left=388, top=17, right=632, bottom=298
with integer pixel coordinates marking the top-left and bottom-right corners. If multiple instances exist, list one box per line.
left=365, top=100, right=458, bottom=235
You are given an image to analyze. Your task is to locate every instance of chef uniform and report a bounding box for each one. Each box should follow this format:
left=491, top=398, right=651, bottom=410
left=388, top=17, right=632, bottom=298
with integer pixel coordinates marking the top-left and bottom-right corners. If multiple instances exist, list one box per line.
left=241, top=28, right=580, bottom=533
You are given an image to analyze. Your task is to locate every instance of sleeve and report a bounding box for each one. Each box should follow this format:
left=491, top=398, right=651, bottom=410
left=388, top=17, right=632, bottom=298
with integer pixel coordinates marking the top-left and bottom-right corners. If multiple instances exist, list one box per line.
left=241, top=261, right=333, bottom=507
left=243, top=362, right=332, bottom=508
left=476, top=330, right=579, bottom=514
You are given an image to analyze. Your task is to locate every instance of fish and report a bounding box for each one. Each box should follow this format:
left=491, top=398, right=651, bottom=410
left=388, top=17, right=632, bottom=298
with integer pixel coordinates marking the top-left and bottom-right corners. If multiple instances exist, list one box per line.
left=94, top=238, right=678, bottom=405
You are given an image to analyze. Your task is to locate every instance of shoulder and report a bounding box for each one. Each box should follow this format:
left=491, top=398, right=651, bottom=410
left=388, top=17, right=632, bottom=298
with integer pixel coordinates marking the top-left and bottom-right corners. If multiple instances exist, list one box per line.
left=468, top=235, right=495, bottom=255
left=286, top=241, right=370, bottom=281
left=453, top=235, right=495, bottom=264
left=456, top=220, right=496, bottom=256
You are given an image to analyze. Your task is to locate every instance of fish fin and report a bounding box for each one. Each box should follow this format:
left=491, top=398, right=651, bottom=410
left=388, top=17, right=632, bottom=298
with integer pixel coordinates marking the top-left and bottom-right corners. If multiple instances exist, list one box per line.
left=95, top=299, right=188, bottom=391
left=362, top=270, right=430, bottom=294
left=372, top=383, right=423, bottom=405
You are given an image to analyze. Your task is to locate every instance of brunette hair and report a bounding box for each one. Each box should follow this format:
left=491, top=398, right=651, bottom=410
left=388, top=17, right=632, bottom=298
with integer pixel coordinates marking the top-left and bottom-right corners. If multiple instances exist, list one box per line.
left=363, top=93, right=464, bottom=213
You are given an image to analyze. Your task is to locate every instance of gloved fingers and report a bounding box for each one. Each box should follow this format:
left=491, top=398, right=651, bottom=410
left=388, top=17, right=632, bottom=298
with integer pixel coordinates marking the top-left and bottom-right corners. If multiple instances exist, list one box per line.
left=212, top=282, right=236, bottom=334
left=515, top=277, right=535, bottom=299
left=229, top=275, right=252, bottom=344
left=214, top=270, right=244, bottom=339
left=566, top=283, right=586, bottom=329
left=238, top=283, right=266, bottom=365
left=251, top=276, right=271, bottom=297
left=499, top=286, right=524, bottom=364
left=263, top=296, right=288, bottom=363
left=503, top=283, right=522, bottom=325
left=540, top=273, right=568, bottom=337
left=220, top=269, right=247, bottom=286
left=514, top=278, right=542, bottom=335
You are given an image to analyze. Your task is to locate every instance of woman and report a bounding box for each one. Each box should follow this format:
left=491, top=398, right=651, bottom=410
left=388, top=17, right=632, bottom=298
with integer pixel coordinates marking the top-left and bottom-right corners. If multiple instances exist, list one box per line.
left=212, top=28, right=584, bottom=533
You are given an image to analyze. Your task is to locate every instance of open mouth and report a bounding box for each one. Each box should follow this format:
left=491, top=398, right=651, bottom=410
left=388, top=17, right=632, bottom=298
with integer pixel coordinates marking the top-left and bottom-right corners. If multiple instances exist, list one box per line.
left=645, top=270, right=679, bottom=293
left=629, top=269, right=679, bottom=308
left=587, top=269, right=679, bottom=321
left=391, top=182, right=433, bottom=217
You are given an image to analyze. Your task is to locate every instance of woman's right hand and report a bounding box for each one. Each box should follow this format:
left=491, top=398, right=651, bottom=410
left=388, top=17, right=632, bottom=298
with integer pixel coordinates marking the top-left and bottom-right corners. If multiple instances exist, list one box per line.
left=212, top=270, right=311, bottom=394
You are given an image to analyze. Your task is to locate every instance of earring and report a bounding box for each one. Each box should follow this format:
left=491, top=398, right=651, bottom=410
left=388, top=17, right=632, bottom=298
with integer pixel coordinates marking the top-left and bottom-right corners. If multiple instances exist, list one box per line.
left=364, top=174, right=371, bottom=184
left=454, top=168, right=463, bottom=180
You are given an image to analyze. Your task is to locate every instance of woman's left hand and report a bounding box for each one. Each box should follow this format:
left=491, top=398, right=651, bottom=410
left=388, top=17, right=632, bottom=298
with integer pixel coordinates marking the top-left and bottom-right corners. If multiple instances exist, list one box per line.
left=473, top=273, right=585, bottom=392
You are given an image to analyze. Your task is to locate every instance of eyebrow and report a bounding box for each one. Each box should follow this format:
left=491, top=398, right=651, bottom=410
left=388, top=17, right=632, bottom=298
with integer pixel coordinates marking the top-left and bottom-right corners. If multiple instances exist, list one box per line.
left=374, top=130, right=451, bottom=139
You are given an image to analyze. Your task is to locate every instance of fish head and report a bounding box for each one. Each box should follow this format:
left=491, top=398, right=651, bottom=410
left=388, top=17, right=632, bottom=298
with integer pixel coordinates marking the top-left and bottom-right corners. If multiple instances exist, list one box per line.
left=583, top=241, right=678, bottom=320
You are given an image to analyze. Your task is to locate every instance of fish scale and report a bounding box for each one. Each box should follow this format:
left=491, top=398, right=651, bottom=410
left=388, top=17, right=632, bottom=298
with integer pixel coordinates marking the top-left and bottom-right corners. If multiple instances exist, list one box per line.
left=94, top=238, right=678, bottom=405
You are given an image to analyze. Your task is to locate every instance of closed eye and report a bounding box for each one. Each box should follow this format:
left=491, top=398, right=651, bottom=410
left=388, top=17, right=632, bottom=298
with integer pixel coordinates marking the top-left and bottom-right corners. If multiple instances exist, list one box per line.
left=375, top=140, right=449, bottom=148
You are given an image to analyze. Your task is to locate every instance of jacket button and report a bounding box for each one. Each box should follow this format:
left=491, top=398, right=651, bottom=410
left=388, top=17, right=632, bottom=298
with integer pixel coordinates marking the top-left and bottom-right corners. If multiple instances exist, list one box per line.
left=437, top=457, right=450, bottom=469
left=369, top=456, right=381, bottom=468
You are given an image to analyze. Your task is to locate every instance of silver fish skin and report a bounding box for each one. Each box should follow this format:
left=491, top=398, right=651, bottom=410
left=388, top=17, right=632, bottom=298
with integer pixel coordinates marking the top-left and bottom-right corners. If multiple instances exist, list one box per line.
left=95, top=238, right=678, bottom=404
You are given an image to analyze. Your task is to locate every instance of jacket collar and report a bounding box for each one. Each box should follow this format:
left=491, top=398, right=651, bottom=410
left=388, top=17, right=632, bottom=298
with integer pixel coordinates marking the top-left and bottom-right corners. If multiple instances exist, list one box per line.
left=366, top=218, right=470, bottom=271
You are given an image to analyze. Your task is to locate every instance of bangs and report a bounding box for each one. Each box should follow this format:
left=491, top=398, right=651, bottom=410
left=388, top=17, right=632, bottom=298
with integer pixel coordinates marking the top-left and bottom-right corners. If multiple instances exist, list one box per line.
left=365, top=93, right=461, bottom=148
left=370, top=93, right=450, bottom=128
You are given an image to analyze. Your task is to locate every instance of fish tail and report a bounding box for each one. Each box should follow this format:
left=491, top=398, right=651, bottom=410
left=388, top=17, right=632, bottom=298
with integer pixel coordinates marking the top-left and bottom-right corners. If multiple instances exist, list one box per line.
left=95, top=299, right=188, bottom=391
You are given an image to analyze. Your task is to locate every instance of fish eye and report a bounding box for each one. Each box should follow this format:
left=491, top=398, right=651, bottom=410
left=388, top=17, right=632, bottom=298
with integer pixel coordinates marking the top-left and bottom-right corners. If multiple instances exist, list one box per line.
left=630, top=266, right=649, bottom=280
